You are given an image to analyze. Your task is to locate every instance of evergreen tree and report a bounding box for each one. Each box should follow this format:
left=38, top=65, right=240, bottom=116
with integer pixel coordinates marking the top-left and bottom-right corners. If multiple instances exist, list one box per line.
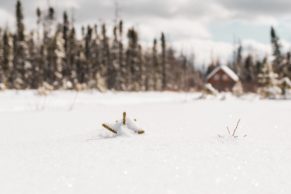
left=14, top=0, right=28, bottom=89
left=110, top=26, right=119, bottom=90
left=43, top=7, right=55, bottom=43
left=90, top=24, right=103, bottom=89
left=282, top=52, right=291, bottom=79
left=152, top=38, right=160, bottom=90
left=63, top=12, right=69, bottom=50
left=270, top=26, right=283, bottom=73
left=68, top=27, right=77, bottom=87
left=206, top=59, right=217, bottom=76
left=0, top=1, right=203, bottom=92
left=62, top=11, right=70, bottom=80
left=52, top=26, right=65, bottom=88
left=258, top=59, right=278, bottom=87
left=143, top=51, right=152, bottom=90
left=76, top=43, right=86, bottom=86
left=36, top=7, right=41, bottom=42
left=234, top=44, right=243, bottom=77
left=101, top=24, right=111, bottom=89
left=166, top=48, right=177, bottom=89
left=83, top=26, right=92, bottom=85
left=161, top=32, right=167, bottom=90
left=2, top=31, right=14, bottom=87
left=179, top=54, right=189, bottom=90
left=126, top=28, right=140, bottom=90
left=118, top=21, right=127, bottom=90
left=16, top=0, right=25, bottom=42
left=0, top=29, right=4, bottom=84
left=26, top=31, right=37, bottom=88
left=243, top=54, right=255, bottom=83
left=137, top=44, right=145, bottom=90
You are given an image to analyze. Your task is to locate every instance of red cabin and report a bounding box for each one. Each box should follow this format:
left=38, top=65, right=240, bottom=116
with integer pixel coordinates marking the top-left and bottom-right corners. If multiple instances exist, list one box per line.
left=206, top=65, right=239, bottom=92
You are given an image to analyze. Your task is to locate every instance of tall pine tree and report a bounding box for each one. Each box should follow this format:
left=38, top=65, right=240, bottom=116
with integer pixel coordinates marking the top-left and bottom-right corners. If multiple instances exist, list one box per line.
left=270, top=26, right=283, bottom=73
left=161, top=32, right=167, bottom=90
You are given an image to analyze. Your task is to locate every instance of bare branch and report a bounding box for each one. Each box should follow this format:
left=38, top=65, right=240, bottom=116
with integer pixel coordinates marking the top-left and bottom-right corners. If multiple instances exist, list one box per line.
left=232, top=119, right=241, bottom=136
left=102, top=124, right=117, bottom=134
left=226, top=126, right=231, bottom=135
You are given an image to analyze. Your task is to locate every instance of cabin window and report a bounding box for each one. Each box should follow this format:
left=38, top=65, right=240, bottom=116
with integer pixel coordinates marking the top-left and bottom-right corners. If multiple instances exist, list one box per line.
left=214, top=74, right=220, bottom=81
left=222, top=75, right=228, bottom=81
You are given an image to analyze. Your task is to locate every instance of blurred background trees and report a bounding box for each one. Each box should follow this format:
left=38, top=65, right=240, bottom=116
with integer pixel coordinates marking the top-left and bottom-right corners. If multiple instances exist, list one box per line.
left=0, top=0, right=199, bottom=91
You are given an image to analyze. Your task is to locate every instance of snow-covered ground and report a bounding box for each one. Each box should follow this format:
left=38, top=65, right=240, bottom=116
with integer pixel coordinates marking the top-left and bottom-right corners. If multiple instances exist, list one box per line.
left=0, top=91, right=291, bottom=194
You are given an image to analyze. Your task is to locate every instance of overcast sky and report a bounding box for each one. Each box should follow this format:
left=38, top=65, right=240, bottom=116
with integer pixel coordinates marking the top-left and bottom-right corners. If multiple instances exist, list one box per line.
left=1, top=0, right=291, bottom=65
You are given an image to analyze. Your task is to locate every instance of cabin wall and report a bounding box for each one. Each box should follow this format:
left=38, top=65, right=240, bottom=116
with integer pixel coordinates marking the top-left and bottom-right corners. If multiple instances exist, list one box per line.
left=207, top=69, right=236, bottom=91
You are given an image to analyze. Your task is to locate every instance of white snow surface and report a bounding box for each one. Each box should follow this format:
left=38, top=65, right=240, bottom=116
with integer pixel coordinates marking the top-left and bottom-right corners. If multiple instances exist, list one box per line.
left=0, top=91, right=291, bottom=194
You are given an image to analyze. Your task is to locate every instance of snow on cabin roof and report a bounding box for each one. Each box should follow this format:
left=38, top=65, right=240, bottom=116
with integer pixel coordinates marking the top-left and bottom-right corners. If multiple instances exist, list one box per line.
left=207, top=65, right=239, bottom=82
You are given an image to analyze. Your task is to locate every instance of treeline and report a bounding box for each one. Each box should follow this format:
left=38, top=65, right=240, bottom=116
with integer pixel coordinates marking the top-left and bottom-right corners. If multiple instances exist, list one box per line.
left=207, top=26, right=291, bottom=93
left=0, top=1, right=201, bottom=91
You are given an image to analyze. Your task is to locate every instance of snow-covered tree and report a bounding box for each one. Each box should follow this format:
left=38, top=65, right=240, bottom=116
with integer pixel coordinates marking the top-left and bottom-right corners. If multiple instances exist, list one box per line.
left=14, top=0, right=30, bottom=89
left=257, top=59, right=281, bottom=97
left=258, top=60, right=278, bottom=87
left=0, top=1, right=202, bottom=91
left=52, top=26, right=65, bottom=89
left=2, top=31, right=14, bottom=88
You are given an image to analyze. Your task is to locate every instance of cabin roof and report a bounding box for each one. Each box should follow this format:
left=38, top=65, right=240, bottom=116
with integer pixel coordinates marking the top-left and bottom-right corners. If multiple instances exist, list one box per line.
left=207, top=65, right=239, bottom=82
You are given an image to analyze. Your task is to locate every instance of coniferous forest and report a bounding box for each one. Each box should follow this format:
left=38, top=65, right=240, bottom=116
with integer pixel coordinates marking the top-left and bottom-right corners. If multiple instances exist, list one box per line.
left=0, top=0, right=291, bottom=95
left=0, top=1, right=201, bottom=92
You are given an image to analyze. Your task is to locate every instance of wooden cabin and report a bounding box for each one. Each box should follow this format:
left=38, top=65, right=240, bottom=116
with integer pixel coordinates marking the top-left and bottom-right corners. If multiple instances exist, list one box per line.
left=206, top=65, right=239, bottom=92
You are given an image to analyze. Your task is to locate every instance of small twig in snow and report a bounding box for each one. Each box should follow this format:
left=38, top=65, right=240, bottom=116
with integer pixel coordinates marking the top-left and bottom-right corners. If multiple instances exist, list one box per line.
left=226, top=126, right=231, bottom=135
left=223, top=119, right=242, bottom=138
left=123, top=112, right=126, bottom=125
left=68, top=91, right=79, bottom=111
left=232, top=119, right=241, bottom=137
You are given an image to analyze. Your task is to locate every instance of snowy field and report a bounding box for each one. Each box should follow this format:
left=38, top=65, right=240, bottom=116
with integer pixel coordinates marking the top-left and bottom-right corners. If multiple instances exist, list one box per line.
left=0, top=91, right=291, bottom=194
